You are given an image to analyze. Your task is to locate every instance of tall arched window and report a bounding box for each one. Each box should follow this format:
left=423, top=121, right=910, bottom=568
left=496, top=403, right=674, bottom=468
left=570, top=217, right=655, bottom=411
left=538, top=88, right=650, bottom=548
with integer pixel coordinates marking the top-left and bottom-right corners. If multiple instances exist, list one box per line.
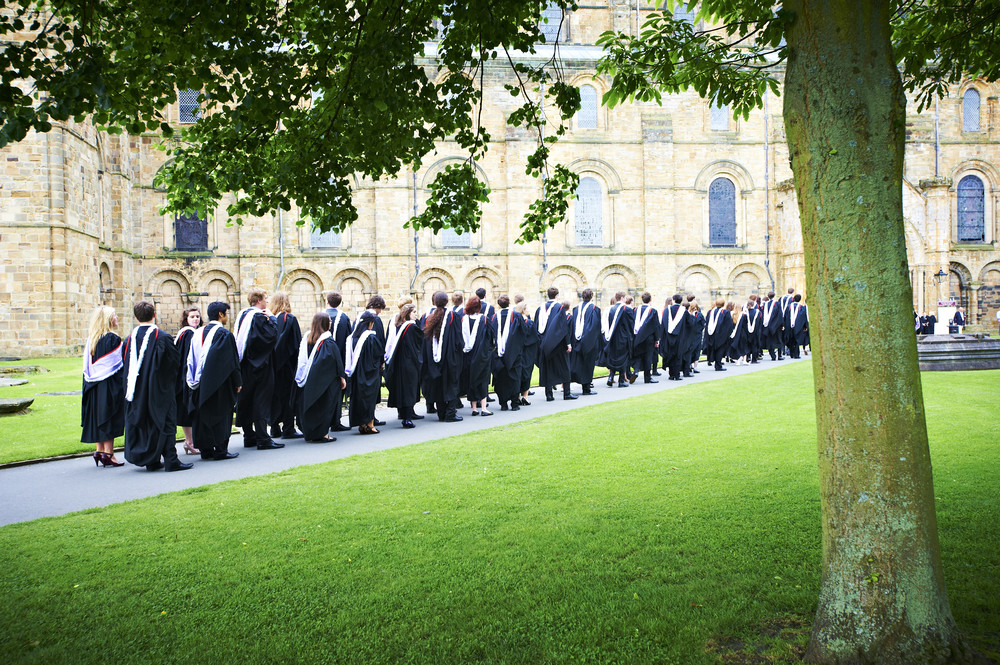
left=577, top=85, right=598, bottom=129
left=175, top=211, right=208, bottom=250
left=957, top=175, right=985, bottom=242
left=708, top=178, right=737, bottom=246
left=963, top=89, right=981, bottom=132
left=575, top=177, right=603, bottom=247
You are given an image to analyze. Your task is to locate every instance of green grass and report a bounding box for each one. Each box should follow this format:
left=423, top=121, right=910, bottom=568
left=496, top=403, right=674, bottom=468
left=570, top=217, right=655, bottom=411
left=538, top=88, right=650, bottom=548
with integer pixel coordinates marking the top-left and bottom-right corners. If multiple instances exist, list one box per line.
left=0, top=363, right=997, bottom=664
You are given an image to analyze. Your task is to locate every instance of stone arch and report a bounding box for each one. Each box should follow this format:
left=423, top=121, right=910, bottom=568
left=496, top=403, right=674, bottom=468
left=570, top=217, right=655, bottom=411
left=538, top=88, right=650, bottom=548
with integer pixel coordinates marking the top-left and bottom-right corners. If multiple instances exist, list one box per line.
left=544, top=264, right=587, bottom=301
left=99, top=262, right=113, bottom=304
left=197, top=269, right=237, bottom=312
left=198, top=269, right=236, bottom=296
left=727, top=263, right=768, bottom=300
left=147, top=271, right=190, bottom=331
left=284, top=269, right=325, bottom=317
left=421, top=156, right=490, bottom=191
left=595, top=263, right=637, bottom=304
left=565, top=158, right=623, bottom=193
left=331, top=268, right=374, bottom=294
left=694, top=160, right=755, bottom=193
left=978, top=262, right=1000, bottom=326
left=148, top=269, right=192, bottom=296
left=417, top=268, right=457, bottom=312
left=949, top=261, right=973, bottom=311
left=677, top=264, right=722, bottom=289
left=950, top=158, right=1000, bottom=188
left=464, top=266, right=503, bottom=295
left=677, top=264, right=722, bottom=303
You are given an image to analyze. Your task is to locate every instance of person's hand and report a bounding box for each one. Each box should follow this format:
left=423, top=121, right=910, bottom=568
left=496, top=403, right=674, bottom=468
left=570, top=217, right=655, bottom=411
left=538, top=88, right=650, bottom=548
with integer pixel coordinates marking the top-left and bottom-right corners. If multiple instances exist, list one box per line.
left=236, top=386, right=241, bottom=393
left=655, top=341, right=660, bottom=348
left=340, top=378, right=346, bottom=389
left=566, top=344, right=572, bottom=353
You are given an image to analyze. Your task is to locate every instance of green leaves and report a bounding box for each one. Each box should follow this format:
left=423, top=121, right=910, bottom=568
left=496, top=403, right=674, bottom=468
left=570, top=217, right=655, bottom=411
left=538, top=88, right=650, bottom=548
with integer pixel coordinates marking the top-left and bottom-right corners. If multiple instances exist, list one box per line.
left=407, top=162, right=490, bottom=236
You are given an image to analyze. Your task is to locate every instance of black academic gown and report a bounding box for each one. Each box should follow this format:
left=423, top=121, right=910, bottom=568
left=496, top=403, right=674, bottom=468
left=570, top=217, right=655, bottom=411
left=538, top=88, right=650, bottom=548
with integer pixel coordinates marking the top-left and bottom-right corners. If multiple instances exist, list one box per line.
left=520, top=318, right=539, bottom=394
left=235, top=308, right=278, bottom=435
left=601, top=303, right=635, bottom=375
left=702, top=308, right=735, bottom=368
left=122, top=326, right=180, bottom=468
left=422, top=310, right=465, bottom=419
left=174, top=328, right=198, bottom=428
left=297, top=338, right=345, bottom=440
left=385, top=322, right=423, bottom=419
left=270, top=312, right=302, bottom=435
left=760, top=301, right=784, bottom=358
left=81, top=332, right=125, bottom=443
left=535, top=302, right=572, bottom=395
left=730, top=308, right=762, bottom=361
left=685, top=310, right=706, bottom=369
left=347, top=331, right=384, bottom=427
left=190, top=324, right=242, bottom=457
left=660, top=304, right=691, bottom=379
left=631, top=304, right=660, bottom=379
left=492, top=309, right=525, bottom=406
left=325, top=307, right=352, bottom=426
left=570, top=303, right=602, bottom=386
left=784, top=303, right=809, bottom=358
left=462, top=315, right=496, bottom=402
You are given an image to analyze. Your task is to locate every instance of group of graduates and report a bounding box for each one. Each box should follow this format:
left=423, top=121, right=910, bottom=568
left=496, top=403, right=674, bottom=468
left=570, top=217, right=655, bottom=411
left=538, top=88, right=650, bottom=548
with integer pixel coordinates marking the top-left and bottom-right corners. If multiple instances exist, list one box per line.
left=80, top=283, right=810, bottom=470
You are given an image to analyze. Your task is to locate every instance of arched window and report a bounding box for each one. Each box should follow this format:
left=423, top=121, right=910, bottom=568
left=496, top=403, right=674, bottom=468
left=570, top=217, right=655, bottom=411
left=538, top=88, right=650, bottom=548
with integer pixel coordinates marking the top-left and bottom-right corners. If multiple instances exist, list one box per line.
left=539, top=3, right=563, bottom=43
left=577, top=85, right=598, bottom=129
left=957, top=175, right=985, bottom=242
left=710, top=101, right=729, bottom=131
left=708, top=178, right=737, bottom=246
left=175, top=211, right=208, bottom=250
left=963, top=89, right=981, bottom=132
left=178, top=89, right=200, bottom=124
left=441, top=227, right=471, bottom=248
left=574, top=177, right=603, bottom=247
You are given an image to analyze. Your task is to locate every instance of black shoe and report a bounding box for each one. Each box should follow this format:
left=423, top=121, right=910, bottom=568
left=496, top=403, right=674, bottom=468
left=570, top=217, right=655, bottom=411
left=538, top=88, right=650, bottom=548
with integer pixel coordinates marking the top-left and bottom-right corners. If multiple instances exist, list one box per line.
left=511, top=405, right=520, bottom=411
left=165, top=462, right=193, bottom=472
left=606, top=380, right=614, bottom=387
left=520, top=398, right=530, bottom=406
left=546, top=395, right=555, bottom=402
left=528, top=391, right=535, bottom=396
left=146, top=460, right=164, bottom=471
left=582, top=389, right=596, bottom=396
left=651, top=371, right=661, bottom=376
left=486, top=396, right=495, bottom=402
left=213, top=452, right=239, bottom=461
left=282, top=431, right=304, bottom=440
left=618, top=382, right=629, bottom=388
left=683, top=373, right=692, bottom=378
left=644, top=379, right=659, bottom=384
left=374, top=419, right=386, bottom=427
left=257, top=440, right=285, bottom=450
left=564, top=393, right=578, bottom=400
left=412, top=414, right=425, bottom=420
left=692, top=369, right=700, bottom=374
left=444, top=414, right=464, bottom=422
left=402, top=420, right=415, bottom=429
left=332, top=423, right=350, bottom=432
left=500, top=404, right=509, bottom=411
left=243, top=440, right=257, bottom=448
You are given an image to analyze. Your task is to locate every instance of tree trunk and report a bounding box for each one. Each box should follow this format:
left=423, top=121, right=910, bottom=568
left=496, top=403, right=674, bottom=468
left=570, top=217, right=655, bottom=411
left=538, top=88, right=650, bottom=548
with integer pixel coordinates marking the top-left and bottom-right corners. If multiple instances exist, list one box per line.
left=783, top=2, right=980, bottom=663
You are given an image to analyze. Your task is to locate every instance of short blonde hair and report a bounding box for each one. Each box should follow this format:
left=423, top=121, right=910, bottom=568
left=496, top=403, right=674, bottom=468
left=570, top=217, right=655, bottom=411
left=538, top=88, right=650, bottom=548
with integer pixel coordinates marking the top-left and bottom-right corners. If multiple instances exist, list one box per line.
left=247, top=287, right=267, bottom=307
left=270, top=292, right=291, bottom=313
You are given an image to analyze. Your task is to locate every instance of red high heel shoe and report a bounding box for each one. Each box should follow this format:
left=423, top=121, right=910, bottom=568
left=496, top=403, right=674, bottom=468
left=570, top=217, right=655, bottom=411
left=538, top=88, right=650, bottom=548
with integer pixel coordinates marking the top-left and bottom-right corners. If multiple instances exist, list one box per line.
left=99, top=452, right=125, bottom=467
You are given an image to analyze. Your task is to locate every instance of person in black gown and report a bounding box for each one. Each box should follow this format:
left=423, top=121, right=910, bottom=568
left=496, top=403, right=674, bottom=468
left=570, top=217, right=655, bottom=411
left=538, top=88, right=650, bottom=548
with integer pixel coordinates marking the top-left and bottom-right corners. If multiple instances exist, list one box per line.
left=515, top=300, right=537, bottom=406
left=122, top=301, right=192, bottom=472
left=186, top=301, right=242, bottom=461
left=684, top=301, right=705, bottom=374
left=601, top=291, right=634, bottom=387
left=660, top=294, right=692, bottom=381
left=492, top=295, right=525, bottom=411
left=385, top=304, right=423, bottom=428
left=82, top=306, right=126, bottom=467
left=702, top=298, right=735, bottom=371
left=423, top=291, right=465, bottom=422
left=268, top=292, right=303, bottom=440
left=462, top=295, right=497, bottom=416
left=174, top=306, right=202, bottom=456
left=630, top=292, right=660, bottom=384
left=535, top=287, right=576, bottom=402
left=570, top=288, right=602, bottom=396
left=760, top=292, right=785, bottom=361
left=234, top=287, right=281, bottom=450
left=294, top=312, right=346, bottom=442
left=346, top=311, right=385, bottom=434
left=324, top=291, right=352, bottom=432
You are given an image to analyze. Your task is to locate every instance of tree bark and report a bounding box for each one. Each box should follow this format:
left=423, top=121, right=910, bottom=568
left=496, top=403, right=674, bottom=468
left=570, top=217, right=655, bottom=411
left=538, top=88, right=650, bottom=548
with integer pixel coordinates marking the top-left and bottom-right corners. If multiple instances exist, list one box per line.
left=783, top=1, right=980, bottom=663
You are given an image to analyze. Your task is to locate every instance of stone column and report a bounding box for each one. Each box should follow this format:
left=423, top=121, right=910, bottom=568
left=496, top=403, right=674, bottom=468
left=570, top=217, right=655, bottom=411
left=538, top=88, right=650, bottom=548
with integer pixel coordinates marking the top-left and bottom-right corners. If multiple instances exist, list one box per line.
left=969, top=283, right=981, bottom=324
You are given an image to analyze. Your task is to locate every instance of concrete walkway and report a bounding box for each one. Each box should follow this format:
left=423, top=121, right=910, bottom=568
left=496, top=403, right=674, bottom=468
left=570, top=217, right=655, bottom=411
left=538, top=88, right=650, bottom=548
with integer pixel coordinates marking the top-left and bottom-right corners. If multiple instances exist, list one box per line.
left=0, top=357, right=804, bottom=526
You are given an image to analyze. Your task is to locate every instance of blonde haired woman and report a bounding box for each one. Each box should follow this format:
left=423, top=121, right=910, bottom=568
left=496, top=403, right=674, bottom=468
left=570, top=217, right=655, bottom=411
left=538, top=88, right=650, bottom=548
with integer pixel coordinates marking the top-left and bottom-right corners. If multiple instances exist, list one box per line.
left=81, top=306, right=126, bottom=467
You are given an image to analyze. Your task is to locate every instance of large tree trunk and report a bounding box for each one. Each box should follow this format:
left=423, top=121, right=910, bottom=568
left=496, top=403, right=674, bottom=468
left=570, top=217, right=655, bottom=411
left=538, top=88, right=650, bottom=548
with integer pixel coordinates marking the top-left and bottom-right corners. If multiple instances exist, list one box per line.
left=783, top=2, right=979, bottom=663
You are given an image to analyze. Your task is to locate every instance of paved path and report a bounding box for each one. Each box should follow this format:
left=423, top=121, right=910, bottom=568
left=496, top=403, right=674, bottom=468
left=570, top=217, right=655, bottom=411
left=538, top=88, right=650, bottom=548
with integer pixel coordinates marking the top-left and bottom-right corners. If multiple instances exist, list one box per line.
left=0, top=357, right=804, bottom=526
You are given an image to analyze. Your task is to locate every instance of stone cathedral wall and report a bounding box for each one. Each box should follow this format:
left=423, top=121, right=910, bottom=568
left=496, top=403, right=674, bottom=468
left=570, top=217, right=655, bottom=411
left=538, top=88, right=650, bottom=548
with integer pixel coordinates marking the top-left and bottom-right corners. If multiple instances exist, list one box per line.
left=1, top=4, right=998, bottom=356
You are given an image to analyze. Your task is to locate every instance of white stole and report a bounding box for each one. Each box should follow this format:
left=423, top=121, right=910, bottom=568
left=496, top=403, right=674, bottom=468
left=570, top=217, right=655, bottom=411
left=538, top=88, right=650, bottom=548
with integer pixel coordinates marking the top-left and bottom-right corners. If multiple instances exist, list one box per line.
left=294, top=331, right=332, bottom=387
left=633, top=304, right=654, bottom=334
left=790, top=303, right=802, bottom=328
left=746, top=308, right=759, bottom=333
left=384, top=321, right=414, bottom=364
left=330, top=310, right=346, bottom=341
left=762, top=301, right=777, bottom=327
left=186, top=322, right=222, bottom=389
left=235, top=307, right=263, bottom=360
left=432, top=310, right=450, bottom=363
left=536, top=301, right=554, bottom=334
left=730, top=311, right=745, bottom=339
left=575, top=302, right=593, bottom=340
left=82, top=337, right=123, bottom=384
left=603, top=303, right=625, bottom=342
left=175, top=326, right=196, bottom=345
left=497, top=310, right=513, bottom=357
left=462, top=314, right=483, bottom=353
left=345, top=330, right=375, bottom=377
left=125, top=324, right=154, bottom=402
left=664, top=304, right=686, bottom=334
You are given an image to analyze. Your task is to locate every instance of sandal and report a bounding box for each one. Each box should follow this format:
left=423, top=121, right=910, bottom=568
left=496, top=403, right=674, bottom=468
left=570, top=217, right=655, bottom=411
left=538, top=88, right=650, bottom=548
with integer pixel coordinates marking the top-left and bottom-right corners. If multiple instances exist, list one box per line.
left=183, top=442, right=200, bottom=455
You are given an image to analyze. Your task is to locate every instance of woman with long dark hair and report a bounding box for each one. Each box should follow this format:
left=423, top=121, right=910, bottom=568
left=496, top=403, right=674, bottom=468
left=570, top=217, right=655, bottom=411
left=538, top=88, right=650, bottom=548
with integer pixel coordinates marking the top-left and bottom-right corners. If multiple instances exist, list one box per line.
left=461, top=296, right=496, bottom=416
left=294, top=313, right=346, bottom=443
left=269, top=291, right=302, bottom=439
left=385, top=303, right=423, bottom=428
left=422, top=291, right=465, bottom=421
left=175, top=306, right=202, bottom=455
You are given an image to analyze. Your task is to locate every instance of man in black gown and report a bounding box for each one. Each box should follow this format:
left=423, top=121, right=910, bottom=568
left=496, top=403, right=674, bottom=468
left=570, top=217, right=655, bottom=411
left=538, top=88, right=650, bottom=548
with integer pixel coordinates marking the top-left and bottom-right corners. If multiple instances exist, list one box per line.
left=660, top=294, right=691, bottom=381
left=785, top=293, right=809, bottom=358
left=122, top=301, right=192, bottom=472
left=535, top=287, right=577, bottom=401
left=235, top=287, right=282, bottom=450
left=630, top=292, right=660, bottom=384
left=187, top=301, right=241, bottom=461
left=570, top=288, right=602, bottom=395
left=760, top=291, right=784, bottom=360
left=602, top=291, right=634, bottom=387
left=325, top=291, right=352, bottom=432
left=492, top=295, right=525, bottom=411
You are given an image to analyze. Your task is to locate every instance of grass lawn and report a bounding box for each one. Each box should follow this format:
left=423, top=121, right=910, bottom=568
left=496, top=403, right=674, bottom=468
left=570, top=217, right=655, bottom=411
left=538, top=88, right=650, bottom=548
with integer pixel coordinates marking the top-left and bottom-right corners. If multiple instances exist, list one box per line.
left=0, top=362, right=997, bottom=664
